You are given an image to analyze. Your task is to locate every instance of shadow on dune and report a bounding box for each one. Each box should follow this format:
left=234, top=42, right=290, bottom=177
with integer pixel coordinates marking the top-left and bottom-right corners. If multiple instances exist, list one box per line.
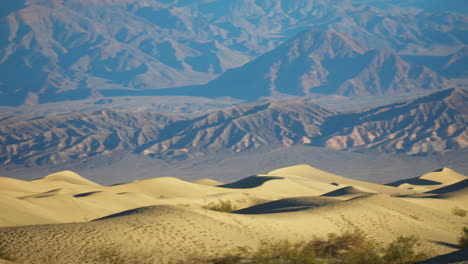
left=416, top=249, right=468, bottom=264
left=387, top=178, right=442, bottom=187
left=321, top=186, right=369, bottom=197
left=92, top=206, right=156, bottom=221
left=428, top=179, right=468, bottom=194
left=219, top=176, right=284, bottom=189
left=74, top=191, right=102, bottom=198
left=234, top=196, right=340, bottom=215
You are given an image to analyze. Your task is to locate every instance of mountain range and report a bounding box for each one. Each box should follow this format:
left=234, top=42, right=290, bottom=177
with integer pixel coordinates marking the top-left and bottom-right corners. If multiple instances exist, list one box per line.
left=1, top=0, right=467, bottom=105
left=1, top=88, right=465, bottom=166
left=190, top=29, right=452, bottom=100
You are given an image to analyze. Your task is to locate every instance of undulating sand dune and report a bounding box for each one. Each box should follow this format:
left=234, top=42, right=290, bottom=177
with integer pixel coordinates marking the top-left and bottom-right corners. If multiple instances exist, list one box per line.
left=0, top=165, right=467, bottom=263
left=388, top=167, right=467, bottom=192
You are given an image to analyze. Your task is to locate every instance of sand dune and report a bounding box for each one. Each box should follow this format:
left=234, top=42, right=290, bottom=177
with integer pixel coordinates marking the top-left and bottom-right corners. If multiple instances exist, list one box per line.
left=388, top=167, right=467, bottom=192
left=234, top=196, right=341, bottom=214
left=267, top=164, right=414, bottom=195
left=191, top=178, right=224, bottom=186
left=321, top=186, right=369, bottom=199
left=0, top=165, right=467, bottom=263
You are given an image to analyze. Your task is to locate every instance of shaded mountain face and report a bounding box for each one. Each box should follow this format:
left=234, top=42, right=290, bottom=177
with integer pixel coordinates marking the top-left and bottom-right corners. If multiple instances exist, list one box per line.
left=0, top=101, right=335, bottom=165
left=140, top=101, right=335, bottom=158
left=193, top=29, right=451, bottom=100
left=443, top=46, right=468, bottom=78
left=0, top=109, right=180, bottom=165
left=320, top=88, right=467, bottom=155
left=1, top=88, right=466, bottom=166
left=0, top=0, right=467, bottom=105
left=355, top=0, right=468, bottom=14
left=402, top=46, right=468, bottom=79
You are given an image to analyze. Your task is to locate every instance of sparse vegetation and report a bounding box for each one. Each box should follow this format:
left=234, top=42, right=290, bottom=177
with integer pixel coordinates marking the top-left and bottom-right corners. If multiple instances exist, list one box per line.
left=87, top=248, right=129, bottom=264
left=250, top=240, right=321, bottom=264
left=452, top=207, right=467, bottom=217
left=382, top=235, right=429, bottom=264
left=178, top=229, right=430, bottom=264
left=459, top=227, right=468, bottom=249
left=0, top=246, right=18, bottom=261
left=203, top=200, right=238, bottom=213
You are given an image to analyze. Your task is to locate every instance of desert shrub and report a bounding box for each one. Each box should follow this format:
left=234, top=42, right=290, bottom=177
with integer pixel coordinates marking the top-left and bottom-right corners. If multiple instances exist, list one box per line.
left=89, top=248, right=129, bottom=264
left=459, top=227, right=468, bottom=249
left=309, top=229, right=368, bottom=258
left=382, top=235, right=429, bottom=264
left=0, top=246, right=17, bottom=261
left=452, top=207, right=467, bottom=217
left=180, top=241, right=322, bottom=264
left=250, top=240, right=322, bottom=264
left=203, top=200, right=238, bottom=213
left=178, top=231, right=432, bottom=264
left=340, top=242, right=383, bottom=264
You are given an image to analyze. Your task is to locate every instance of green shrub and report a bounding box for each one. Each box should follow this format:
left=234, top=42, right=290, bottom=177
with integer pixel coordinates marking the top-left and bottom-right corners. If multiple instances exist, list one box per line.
left=382, top=235, right=429, bottom=264
left=452, top=207, right=467, bottom=217
left=459, top=227, right=468, bottom=249
left=203, top=200, right=238, bottom=213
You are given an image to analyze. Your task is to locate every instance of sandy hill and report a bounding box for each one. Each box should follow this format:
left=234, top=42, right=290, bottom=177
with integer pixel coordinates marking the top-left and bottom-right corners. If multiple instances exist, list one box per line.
left=0, top=165, right=467, bottom=263
left=388, top=167, right=468, bottom=192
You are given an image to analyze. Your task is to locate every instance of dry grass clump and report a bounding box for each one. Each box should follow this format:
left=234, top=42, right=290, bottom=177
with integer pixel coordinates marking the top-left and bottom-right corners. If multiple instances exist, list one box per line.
left=203, top=200, right=238, bottom=213
left=179, top=229, right=429, bottom=264
left=459, top=227, right=468, bottom=249
left=452, top=207, right=467, bottom=217
left=382, top=235, right=429, bottom=264
left=0, top=246, right=18, bottom=261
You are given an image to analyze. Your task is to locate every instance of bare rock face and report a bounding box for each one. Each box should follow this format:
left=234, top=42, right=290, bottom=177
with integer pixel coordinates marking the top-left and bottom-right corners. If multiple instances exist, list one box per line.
left=0, top=89, right=466, bottom=166
left=194, top=29, right=451, bottom=100
left=318, top=88, right=468, bottom=155
left=140, top=101, right=335, bottom=158
left=0, top=109, right=180, bottom=165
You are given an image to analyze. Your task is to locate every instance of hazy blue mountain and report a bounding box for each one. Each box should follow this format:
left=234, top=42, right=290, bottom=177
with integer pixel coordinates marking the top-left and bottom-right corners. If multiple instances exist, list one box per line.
left=0, top=0, right=466, bottom=105
left=402, top=46, right=468, bottom=79
left=355, top=0, right=468, bottom=14
left=191, top=29, right=451, bottom=100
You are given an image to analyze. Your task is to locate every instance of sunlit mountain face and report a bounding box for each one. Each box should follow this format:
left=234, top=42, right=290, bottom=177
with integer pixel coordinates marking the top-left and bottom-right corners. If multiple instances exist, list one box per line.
left=0, top=0, right=466, bottom=105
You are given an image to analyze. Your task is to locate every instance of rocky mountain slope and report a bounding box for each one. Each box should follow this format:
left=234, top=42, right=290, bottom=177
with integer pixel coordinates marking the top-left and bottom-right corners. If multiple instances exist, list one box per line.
left=0, top=0, right=466, bottom=105
left=192, top=29, right=451, bottom=100
left=402, top=46, right=468, bottom=79
left=0, top=109, right=180, bottom=165
left=320, top=88, right=467, bottom=155
left=1, top=88, right=466, bottom=166
left=140, top=101, right=335, bottom=158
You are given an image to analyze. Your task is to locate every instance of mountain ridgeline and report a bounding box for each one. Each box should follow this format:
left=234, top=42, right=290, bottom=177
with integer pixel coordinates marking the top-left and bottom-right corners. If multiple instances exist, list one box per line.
left=192, top=29, right=451, bottom=100
left=0, top=0, right=466, bottom=105
left=1, top=88, right=466, bottom=166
